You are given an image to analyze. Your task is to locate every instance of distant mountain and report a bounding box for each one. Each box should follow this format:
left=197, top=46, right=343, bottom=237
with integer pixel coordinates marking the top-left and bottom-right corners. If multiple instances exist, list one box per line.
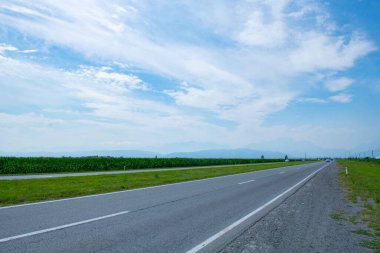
left=0, top=148, right=290, bottom=159
left=3, top=146, right=377, bottom=159
left=0, top=150, right=159, bottom=158
left=165, top=148, right=287, bottom=159
left=247, top=139, right=348, bottom=158
left=143, top=141, right=225, bottom=154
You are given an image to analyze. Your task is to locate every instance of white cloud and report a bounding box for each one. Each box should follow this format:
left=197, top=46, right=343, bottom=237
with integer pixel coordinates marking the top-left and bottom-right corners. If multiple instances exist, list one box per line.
left=77, top=66, right=148, bottom=92
left=236, top=5, right=287, bottom=47
left=0, top=54, right=233, bottom=151
left=289, top=33, right=375, bottom=72
left=329, top=93, right=352, bottom=103
left=0, top=0, right=377, bottom=153
left=0, top=43, right=18, bottom=54
left=287, top=4, right=317, bottom=19
left=19, top=49, right=38, bottom=53
left=0, top=43, right=37, bottom=54
left=325, top=77, right=354, bottom=92
left=298, top=97, right=328, bottom=104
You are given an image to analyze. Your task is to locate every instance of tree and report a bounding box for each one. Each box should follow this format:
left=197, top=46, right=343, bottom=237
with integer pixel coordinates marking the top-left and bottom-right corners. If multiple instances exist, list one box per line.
left=261, top=155, right=264, bottom=159
left=285, top=155, right=288, bottom=160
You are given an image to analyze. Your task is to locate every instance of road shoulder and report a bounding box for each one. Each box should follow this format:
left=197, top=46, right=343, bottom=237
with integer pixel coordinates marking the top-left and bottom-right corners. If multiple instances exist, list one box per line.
left=220, top=163, right=372, bottom=253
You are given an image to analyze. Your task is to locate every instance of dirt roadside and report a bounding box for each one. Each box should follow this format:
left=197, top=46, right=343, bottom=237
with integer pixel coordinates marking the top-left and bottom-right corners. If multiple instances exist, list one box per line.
left=220, top=162, right=373, bottom=253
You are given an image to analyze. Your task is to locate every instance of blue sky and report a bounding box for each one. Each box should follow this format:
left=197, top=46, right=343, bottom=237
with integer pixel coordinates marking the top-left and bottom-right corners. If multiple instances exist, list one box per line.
left=0, top=0, right=379, bottom=157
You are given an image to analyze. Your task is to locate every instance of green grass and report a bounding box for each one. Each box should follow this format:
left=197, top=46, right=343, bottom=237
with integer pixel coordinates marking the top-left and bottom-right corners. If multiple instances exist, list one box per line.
left=352, top=229, right=373, bottom=236
left=329, top=210, right=358, bottom=224
left=338, top=159, right=380, bottom=247
left=0, top=161, right=310, bottom=206
left=359, top=240, right=380, bottom=252
left=330, top=210, right=347, bottom=221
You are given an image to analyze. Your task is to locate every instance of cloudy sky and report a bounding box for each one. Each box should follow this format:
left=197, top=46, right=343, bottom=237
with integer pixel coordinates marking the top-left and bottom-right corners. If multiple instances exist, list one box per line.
left=0, top=0, right=379, bottom=156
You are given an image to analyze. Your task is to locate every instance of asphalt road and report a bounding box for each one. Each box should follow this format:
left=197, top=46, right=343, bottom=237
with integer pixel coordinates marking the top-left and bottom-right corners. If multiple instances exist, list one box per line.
left=221, top=162, right=371, bottom=253
left=0, top=162, right=329, bottom=253
left=0, top=162, right=280, bottom=180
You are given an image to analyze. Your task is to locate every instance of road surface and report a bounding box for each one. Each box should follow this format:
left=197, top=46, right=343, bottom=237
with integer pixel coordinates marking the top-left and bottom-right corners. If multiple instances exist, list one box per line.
left=0, top=162, right=280, bottom=180
left=221, top=162, right=370, bottom=253
left=0, top=162, right=329, bottom=253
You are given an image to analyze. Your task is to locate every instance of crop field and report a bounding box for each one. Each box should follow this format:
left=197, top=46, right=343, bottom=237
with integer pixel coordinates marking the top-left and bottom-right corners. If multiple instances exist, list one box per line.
left=0, top=157, right=289, bottom=174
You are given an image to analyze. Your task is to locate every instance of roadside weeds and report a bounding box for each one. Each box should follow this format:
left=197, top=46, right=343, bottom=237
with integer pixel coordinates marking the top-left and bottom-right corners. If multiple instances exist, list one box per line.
left=336, top=160, right=380, bottom=252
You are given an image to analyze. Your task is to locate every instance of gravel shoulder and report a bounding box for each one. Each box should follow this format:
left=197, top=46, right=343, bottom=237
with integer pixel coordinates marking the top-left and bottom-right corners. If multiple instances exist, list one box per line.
left=220, top=162, right=373, bottom=253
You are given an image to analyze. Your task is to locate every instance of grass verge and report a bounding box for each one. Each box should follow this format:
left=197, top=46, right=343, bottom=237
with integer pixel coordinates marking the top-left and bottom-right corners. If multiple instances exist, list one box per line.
left=329, top=210, right=358, bottom=224
left=0, top=161, right=311, bottom=206
left=338, top=159, right=380, bottom=250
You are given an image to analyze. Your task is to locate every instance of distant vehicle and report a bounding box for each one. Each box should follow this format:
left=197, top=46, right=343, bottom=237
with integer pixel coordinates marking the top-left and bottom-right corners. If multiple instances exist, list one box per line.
left=325, top=159, right=331, bottom=162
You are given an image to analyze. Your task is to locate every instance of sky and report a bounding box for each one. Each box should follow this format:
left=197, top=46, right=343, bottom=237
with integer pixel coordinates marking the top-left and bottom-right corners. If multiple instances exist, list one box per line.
left=0, top=0, right=379, bottom=157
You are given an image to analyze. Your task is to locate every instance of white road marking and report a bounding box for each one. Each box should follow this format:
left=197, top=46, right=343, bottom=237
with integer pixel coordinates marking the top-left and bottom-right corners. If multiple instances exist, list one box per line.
left=0, top=163, right=321, bottom=210
left=185, top=163, right=329, bottom=253
left=238, top=179, right=255, bottom=185
left=0, top=211, right=129, bottom=243
left=279, top=171, right=286, bottom=174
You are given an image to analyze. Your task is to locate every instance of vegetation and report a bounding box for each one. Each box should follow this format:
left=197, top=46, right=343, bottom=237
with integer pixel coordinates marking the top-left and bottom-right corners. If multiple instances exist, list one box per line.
left=0, top=157, right=289, bottom=174
left=338, top=159, right=380, bottom=250
left=330, top=210, right=348, bottom=221
left=0, top=161, right=309, bottom=206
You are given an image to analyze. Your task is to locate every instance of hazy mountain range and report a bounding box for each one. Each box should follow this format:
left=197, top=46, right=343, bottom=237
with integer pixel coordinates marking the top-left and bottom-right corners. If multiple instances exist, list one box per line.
left=165, top=149, right=286, bottom=159
left=1, top=148, right=288, bottom=159
left=2, top=147, right=378, bottom=159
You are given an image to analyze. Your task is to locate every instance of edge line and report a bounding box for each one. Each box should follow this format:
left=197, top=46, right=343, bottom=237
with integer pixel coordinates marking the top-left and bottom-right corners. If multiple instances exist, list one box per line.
left=185, top=163, right=330, bottom=253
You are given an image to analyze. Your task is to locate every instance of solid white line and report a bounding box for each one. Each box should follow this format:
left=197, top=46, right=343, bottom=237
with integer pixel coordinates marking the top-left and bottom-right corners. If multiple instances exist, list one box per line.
left=185, top=163, right=329, bottom=253
left=238, top=179, right=255, bottom=185
left=0, top=211, right=129, bottom=243
left=0, top=162, right=320, bottom=210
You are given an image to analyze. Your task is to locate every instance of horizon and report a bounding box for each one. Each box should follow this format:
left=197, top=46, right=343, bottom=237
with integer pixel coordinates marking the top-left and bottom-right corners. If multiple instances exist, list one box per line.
left=1, top=1, right=379, bottom=156
left=1, top=147, right=378, bottom=159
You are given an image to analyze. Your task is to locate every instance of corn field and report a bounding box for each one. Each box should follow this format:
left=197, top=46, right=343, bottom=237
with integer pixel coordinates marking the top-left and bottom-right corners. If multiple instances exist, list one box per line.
left=0, top=157, right=287, bottom=174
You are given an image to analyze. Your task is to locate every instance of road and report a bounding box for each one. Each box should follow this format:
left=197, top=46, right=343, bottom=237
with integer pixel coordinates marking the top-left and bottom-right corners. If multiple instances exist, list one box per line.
left=0, top=162, right=280, bottom=180
left=221, top=162, right=370, bottom=253
left=0, top=162, right=329, bottom=253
